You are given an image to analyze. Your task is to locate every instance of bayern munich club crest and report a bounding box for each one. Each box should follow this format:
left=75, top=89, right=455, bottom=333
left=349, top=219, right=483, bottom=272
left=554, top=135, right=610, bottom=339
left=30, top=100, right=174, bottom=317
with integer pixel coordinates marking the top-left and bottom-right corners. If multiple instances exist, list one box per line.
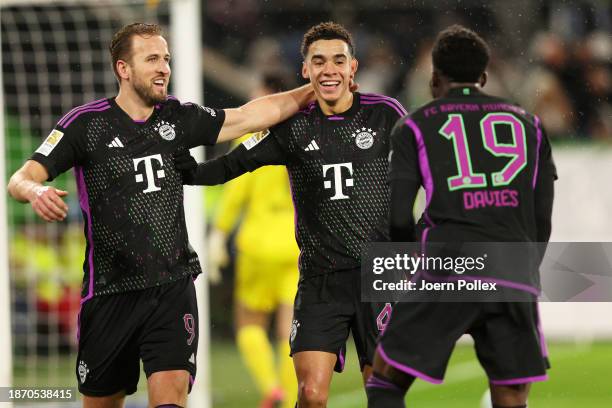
left=290, top=319, right=300, bottom=345
left=352, top=127, right=375, bottom=149
left=78, top=360, right=89, bottom=384
left=155, top=120, right=176, bottom=141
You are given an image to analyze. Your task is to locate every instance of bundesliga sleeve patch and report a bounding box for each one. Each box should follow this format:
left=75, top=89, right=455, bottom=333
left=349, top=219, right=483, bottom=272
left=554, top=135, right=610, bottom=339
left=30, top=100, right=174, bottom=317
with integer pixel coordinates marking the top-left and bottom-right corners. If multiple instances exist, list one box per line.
left=35, top=129, right=64, bottom=156
left=242, top=129, right=270, bottom=150
left=202, top=106, right=217, bottom=117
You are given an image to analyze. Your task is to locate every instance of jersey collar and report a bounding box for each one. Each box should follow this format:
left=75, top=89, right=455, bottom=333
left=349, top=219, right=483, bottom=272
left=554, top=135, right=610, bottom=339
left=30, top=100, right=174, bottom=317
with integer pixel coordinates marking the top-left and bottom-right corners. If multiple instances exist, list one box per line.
left=316, top=92, right=361, bottom=120
left=447, top=86, right=484, bottom=97
left=109, top=97, right=158, bottom=127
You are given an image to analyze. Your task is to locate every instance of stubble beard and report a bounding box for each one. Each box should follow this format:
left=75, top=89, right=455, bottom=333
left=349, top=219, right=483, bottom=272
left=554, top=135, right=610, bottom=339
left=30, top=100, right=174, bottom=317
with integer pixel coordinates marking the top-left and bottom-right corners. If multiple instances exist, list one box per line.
left=133, top=77, right=167, bottom=106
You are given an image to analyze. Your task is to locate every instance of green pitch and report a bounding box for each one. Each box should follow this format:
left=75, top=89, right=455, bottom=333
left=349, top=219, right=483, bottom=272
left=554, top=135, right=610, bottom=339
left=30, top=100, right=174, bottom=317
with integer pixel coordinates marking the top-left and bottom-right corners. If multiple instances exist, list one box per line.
left=210, top=340, right=612, bottom=407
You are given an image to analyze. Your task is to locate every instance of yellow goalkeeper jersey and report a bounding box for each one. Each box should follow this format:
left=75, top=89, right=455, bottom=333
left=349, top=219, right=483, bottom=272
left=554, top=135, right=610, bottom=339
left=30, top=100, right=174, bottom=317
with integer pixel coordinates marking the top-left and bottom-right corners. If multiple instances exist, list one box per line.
left=214, top=133, right=299, bottom=263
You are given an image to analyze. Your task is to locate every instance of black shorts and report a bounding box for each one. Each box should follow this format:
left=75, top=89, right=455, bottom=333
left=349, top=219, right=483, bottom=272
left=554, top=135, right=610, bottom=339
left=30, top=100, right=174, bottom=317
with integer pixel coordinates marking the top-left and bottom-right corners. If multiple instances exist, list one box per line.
left=290, top=269, right=392, bottom=372
left=76, top=277, right=198, bottom=397
left=378, top=301, right=550, bottom=385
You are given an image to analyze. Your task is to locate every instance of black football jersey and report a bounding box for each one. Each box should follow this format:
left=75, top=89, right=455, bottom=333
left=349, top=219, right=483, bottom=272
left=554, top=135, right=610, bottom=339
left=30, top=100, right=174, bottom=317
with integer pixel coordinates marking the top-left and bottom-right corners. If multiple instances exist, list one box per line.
left=190, top=92, right=407, bottom=279
left=389, top=86, right=557, bottom=243
left=31, top=96, right=225, bottom=298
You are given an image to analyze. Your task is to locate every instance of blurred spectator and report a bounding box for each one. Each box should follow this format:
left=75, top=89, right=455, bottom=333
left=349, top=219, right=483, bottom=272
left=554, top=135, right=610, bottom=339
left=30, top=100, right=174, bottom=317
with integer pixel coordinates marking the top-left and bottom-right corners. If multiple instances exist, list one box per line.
left=402, top=39, right=434, bottom=110
left=518, top=32, right=576, bottom=138
left=578, top=31, right=611, bottom=139
left=356, top=35, right=399, bottom=95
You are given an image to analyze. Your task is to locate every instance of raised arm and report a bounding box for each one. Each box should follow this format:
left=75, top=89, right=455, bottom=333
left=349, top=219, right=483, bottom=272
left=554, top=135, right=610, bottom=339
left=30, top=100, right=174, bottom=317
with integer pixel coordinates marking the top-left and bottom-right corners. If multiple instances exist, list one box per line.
left=8, top=160, right=68, bottom=222
left=217, top=84, right=314, bottom=143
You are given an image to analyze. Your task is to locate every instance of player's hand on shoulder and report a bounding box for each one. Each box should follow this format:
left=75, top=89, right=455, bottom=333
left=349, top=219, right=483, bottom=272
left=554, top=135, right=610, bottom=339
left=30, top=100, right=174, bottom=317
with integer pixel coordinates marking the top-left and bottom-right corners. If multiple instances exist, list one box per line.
left=30, top=186, right=68, bottom=222
left=173, top=149, right=198, bottom=185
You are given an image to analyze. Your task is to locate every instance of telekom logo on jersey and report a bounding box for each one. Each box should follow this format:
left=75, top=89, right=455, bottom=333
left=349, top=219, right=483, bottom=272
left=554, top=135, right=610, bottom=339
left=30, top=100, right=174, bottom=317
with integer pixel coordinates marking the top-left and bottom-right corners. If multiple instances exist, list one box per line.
left=133, top=154, right=165, bottom=193
left=322, top=162, right=354, bottom=200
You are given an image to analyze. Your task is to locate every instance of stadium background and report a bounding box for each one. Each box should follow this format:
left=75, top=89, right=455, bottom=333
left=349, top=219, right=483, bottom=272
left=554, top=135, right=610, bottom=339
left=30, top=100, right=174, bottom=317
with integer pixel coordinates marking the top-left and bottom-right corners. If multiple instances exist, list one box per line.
left=1, top=0, right=610, bottom=407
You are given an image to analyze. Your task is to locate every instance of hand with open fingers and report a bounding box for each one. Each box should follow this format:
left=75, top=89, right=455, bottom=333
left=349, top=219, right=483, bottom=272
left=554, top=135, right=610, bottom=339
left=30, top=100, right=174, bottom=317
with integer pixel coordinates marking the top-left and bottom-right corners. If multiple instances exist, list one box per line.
left=207, top=228, right=228, bottom=285
left=173, top=149, right=198, bottom=185
left=30, top=186, right=69, bottom=222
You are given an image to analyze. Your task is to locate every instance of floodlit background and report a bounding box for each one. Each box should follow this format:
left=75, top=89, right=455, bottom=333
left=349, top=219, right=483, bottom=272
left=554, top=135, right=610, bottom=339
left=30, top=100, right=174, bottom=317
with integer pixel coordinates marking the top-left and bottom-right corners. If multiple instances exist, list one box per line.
left=1, top=1, right=611, bottom=407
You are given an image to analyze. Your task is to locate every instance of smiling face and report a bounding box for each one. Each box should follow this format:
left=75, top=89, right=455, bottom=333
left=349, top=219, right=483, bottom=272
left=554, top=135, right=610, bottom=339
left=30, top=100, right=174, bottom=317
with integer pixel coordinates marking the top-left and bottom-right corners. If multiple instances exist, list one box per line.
left=302, top=39, right=357, bottom=106
left=118, top=34, right=171, bottom=106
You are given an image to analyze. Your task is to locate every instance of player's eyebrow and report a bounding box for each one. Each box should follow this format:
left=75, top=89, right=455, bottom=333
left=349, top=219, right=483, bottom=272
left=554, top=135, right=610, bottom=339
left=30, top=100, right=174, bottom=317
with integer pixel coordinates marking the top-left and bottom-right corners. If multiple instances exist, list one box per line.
left=145, top=52, right=171, bottom=59
left=311, top=53, right=348, bottom=61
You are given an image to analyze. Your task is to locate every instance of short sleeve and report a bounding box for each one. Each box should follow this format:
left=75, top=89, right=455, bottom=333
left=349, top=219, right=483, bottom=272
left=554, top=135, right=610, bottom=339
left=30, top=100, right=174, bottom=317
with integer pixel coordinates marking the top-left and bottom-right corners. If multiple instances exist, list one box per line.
left=30, top=121, right=86, bottom=181
left=388, top=117, right=422, bottom=185
left=181, top=103, right=226, bottom=147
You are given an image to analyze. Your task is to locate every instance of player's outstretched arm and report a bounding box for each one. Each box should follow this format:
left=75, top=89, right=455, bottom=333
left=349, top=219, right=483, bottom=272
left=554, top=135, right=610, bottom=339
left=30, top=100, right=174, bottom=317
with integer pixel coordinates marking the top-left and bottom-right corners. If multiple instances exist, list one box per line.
left=174, top=151, right=236, bottom=186
left=216, top=84, right=314, bottom=143
left=176, top=129, right=286, bottom=186
left=7, top=160, right=68, bottom=222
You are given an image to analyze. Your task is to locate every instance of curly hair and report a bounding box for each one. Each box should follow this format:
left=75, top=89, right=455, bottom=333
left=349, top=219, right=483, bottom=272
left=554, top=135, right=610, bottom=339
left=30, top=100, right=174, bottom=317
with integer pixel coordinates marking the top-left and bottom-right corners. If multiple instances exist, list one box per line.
left=301, top=21, right=355, bottom=59
left=432, top=25, right=490, bottom=82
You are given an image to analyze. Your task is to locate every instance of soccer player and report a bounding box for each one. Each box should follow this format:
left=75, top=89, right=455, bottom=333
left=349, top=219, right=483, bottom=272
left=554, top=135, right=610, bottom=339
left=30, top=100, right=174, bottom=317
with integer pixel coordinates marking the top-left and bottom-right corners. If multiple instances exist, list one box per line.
left=7, top=23, right=314, bottom=408
left=208, top=71, right=300, bottom=408
left=365, top=25, right=557, bottom=408
left=176, top=22, right=405, bottom=407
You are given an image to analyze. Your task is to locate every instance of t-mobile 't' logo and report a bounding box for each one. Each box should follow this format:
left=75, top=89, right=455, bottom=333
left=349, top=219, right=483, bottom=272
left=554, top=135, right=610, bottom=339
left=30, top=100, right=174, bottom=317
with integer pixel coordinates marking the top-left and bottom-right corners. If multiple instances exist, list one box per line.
left=322, top=162, right=353, bottom=200
left=133, top=154, right=165, bottom=193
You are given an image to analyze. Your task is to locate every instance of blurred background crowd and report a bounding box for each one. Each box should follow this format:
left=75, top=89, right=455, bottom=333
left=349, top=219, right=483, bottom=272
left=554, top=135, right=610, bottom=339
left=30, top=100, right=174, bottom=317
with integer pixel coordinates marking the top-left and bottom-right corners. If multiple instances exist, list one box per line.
left=202, top=0, right=611, bottom=140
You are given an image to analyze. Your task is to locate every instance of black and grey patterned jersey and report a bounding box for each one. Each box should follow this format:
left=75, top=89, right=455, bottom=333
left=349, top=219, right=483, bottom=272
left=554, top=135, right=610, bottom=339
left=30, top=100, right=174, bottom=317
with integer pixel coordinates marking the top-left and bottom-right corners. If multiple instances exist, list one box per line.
left=31, top=96, right=225, bottom=298
left=187, top=92, right=406, bottom=279
left=390, top=86, right=557, bottom=243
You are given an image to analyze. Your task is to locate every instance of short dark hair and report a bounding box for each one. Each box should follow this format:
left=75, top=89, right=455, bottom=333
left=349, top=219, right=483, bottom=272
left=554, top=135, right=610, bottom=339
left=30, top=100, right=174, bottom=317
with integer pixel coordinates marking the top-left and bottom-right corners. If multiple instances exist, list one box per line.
left=432, top=25, right=490, bottom=82
left=109, top=23, right=163, bottom=80
left=301, top=21, right=355, bottom=59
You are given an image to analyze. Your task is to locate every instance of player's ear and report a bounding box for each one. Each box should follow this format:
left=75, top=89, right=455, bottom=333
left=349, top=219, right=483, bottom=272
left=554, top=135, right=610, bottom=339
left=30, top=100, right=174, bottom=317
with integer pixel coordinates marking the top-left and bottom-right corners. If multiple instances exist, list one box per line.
left=479, top=71, right=488, bottom=88
left=116, top=59, right=130, bottom=81
left=430, top=70, right=440, bottom=98
left=350, top=57, right=358, bottom=79
left=301, top=62, right=309, bottom=80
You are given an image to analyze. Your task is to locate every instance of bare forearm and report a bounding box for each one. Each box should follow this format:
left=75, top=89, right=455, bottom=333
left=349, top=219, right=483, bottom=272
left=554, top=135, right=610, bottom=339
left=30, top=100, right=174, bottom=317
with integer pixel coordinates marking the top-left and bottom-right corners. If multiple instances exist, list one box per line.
left=245, top=83, right=314, bottom=127
left=8, top=170, right=42, bottom=203
left=218, top=84, right=314, bottom=143
left=8, top=161, right=68, bottom=222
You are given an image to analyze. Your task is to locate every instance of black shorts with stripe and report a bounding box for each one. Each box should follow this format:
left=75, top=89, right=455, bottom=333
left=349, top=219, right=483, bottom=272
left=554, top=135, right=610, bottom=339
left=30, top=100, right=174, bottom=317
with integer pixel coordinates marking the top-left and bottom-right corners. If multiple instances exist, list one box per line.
left=76, top=277, right=198, bottom=396
left=378, top=301, right=550, bottom=385
left=290, top=269, right=393, bottom=372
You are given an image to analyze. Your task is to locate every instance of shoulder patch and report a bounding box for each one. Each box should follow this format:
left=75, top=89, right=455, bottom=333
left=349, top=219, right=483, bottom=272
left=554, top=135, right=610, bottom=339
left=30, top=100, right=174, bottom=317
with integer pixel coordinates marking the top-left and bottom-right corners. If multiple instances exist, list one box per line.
left=242, top=130, right=270, bottom=150
left=35, top=129, right=64, bottom=156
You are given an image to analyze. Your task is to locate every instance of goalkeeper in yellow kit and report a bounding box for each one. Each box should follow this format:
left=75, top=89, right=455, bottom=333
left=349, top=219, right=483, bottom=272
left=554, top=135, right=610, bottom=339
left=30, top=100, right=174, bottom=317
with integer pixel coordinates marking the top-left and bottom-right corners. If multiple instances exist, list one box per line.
left=208, top=71, right=299, bottom=408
